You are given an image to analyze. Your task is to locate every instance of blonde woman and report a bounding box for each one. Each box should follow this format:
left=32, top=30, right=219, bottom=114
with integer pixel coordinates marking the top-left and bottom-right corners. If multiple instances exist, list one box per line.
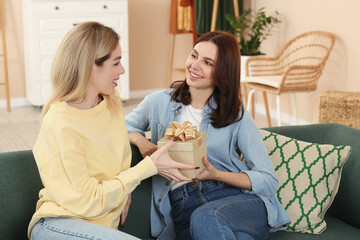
left=28, top=22, right=197, bottom=240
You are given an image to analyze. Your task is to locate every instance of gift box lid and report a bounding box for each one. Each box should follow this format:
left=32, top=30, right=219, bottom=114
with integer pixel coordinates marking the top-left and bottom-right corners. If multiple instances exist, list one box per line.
left=157, top=131, right=206, bottom=152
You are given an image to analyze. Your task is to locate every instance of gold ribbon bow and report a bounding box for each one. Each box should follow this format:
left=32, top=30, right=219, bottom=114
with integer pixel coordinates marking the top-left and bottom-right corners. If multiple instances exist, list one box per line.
left=164, top=121, right=198, bottom=142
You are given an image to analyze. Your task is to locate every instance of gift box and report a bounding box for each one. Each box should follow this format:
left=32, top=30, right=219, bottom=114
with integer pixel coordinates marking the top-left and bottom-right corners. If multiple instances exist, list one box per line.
left=157, top=121, right=207, bottom=179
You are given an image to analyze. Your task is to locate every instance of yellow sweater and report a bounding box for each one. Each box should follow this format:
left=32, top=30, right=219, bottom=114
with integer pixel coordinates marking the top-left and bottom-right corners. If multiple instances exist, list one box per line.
left=28, top=98, right=157, bottom=237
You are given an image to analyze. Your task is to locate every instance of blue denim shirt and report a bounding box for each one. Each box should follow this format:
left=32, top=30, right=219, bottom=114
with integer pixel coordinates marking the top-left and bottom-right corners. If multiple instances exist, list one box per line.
left=125, top=89, right=290, bottom=239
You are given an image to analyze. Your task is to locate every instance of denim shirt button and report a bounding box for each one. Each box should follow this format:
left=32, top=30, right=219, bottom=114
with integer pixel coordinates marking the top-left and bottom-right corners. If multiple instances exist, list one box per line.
left=174, top=112, right=178, bottom=116
left=165, top=182, right=169, bottom=186
left=158, top=198, right=162, bottom=202
left=173, top=104, right=177, bottom=108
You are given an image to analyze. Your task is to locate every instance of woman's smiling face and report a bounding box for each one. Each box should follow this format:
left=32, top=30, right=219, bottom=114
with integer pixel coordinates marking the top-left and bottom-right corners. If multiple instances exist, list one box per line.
left=89, top=43, right=125, bottom=97
left=185, top=41, right=218, bottom=92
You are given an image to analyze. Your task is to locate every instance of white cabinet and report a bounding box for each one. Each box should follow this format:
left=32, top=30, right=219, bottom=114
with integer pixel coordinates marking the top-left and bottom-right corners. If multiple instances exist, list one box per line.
left=22, top=0, right=130, bottom=106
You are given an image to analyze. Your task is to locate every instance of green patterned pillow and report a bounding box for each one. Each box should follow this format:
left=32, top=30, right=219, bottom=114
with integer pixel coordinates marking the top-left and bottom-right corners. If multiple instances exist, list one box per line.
left=259, top=130, right=351, bottom=234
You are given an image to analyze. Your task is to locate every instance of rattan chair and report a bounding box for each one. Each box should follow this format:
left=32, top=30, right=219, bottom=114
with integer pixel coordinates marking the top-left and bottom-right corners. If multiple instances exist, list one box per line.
left=245, top=31, right=335, bottom=126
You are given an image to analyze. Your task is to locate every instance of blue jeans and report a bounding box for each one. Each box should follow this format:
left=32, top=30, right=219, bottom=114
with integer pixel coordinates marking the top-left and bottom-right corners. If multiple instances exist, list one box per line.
left=169, top=180, right=270, bottom=240
left=31, top=217, right=140, bottom=240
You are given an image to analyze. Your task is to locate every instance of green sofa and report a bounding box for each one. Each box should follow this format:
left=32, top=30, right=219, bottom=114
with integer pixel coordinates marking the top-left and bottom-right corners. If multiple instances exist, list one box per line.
left=1, top=123, right=360, bottom=240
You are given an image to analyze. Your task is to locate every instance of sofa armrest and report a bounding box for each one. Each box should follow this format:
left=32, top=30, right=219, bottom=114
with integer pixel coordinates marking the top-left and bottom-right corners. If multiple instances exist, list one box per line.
left=262, top=123, right=334, bottom=144
left=0, top=150, right=43, bottom=240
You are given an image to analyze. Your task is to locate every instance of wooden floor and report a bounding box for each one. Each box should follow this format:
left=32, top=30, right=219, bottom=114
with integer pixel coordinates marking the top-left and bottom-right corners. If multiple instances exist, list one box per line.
left=0, top=98, right=273, bottom=153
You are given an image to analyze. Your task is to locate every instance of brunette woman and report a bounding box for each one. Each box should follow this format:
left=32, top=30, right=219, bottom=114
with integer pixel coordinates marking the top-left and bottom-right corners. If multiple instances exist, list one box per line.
left=126, top=31, right=290, bottom=240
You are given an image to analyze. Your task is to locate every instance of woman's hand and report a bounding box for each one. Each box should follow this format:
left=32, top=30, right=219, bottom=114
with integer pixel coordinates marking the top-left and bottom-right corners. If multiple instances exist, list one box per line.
left=195, top=157, right=252, bottom=191
left=119, top=193, right=131, bottom=228
left=194, top=157, right=219, bottom=181
left=150, top=139, right=199, bottom=182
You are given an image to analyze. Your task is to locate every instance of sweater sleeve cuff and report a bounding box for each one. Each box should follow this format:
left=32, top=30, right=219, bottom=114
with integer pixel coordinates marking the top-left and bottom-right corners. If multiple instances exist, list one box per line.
left=115, top=156, right=158, bottom=196
left=115, top=156, right=157, bottom=184
left=134, top=156, right=158, bottom=180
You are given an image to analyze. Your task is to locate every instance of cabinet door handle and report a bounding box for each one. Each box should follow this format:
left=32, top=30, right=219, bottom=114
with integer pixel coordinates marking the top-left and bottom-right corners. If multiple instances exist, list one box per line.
left=103, top=5, right=107, bottom=9
left=55, top=6, right=59, bottom=10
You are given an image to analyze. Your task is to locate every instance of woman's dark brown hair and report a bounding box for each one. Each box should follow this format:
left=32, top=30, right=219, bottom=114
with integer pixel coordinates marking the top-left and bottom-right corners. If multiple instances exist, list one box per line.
left=170, top=31, right=244, bottom=128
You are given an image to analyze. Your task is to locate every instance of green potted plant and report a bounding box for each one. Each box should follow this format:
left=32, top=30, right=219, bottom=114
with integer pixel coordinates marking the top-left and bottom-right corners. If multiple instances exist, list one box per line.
left=225, top=7, right=282, bottom=56
left=225, top=7, right=281, bottom=83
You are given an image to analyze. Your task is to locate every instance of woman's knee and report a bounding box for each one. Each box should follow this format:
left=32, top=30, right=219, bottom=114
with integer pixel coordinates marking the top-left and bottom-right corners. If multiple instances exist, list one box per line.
left=190, top=203, right=227, bottom=229
left=190, top=204, right=235, bottom=240
left=191, top=204, right=214, bottom=224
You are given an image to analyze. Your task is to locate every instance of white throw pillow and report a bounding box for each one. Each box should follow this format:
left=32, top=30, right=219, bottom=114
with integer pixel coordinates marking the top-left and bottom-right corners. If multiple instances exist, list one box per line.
left=259, top=130, right=351, bottom=234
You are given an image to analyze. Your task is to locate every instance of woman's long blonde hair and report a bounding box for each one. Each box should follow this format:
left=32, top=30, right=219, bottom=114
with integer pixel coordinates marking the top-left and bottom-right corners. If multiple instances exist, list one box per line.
left=41, top=21, right=121, bottom=119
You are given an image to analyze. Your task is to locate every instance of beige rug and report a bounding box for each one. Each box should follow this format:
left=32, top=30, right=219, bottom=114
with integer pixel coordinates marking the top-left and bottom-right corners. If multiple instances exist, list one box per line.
left=0, top=121, right=41, bottom=152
